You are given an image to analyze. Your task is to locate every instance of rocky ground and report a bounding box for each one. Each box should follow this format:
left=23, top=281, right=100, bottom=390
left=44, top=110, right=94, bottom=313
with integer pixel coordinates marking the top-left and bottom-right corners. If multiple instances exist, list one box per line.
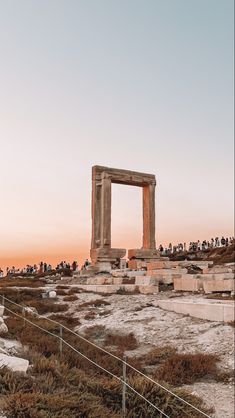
left=0, top=277, right=234, bottom=418
left=54, top=288, right=234, bottom=418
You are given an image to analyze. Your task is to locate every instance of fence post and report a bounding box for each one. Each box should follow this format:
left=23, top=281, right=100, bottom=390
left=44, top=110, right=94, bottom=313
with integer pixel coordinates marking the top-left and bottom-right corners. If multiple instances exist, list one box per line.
left=22, top=307, right=25, bottom=327
left=122, top=355, right=127, bottom=417
left=59, top=325, right=63, bottom=357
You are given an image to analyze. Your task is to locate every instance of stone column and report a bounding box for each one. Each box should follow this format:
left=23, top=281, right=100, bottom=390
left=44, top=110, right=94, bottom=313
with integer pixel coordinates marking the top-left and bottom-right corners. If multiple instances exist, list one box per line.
left=91, top=179, right=102, bottom=249
left=142, top=184, right=156, bottom=249
left=100, top=176, right=112, bottom=247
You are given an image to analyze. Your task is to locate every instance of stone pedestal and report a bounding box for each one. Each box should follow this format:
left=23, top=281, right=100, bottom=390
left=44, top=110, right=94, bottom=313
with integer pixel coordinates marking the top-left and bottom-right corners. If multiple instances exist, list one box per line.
left=90, top=247, right=126, bottom=272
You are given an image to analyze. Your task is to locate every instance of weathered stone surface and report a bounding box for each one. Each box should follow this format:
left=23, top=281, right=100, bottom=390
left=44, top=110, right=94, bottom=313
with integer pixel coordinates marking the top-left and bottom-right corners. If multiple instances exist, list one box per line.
left=173, top=276, right=203, bottom=292
left=203, top=267, right=233, bottom=274
left=135, top=276, right=156, bottom=285
left=48, top=291, right=57, bottom=298
left=139, top=285, right=159, bottom=294
left=24, top=307, right=38, bottom=317
left=147, top=261, right=213, bottom=270
left=148, top=268, right=187, bottom=275
left=0, top=318, right=8, bottom=335
left=128, top=260, right=147, bottom=270
left=0, top=353, right=29, bottom=372
left=128, top=248, right=159, bottom=260
left=203, top=279, right=235, bottom=293
left=90, top=166, right=158, bottom=269
left=75, top=284, right=139, bottom=294
left=156, top=300, right=235, bottom=322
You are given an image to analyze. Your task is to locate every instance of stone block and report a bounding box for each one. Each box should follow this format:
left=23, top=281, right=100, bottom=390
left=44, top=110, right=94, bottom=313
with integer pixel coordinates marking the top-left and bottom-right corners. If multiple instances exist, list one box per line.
left=128, top=260, right=147, bottom=270
left=126, top=270, right=147, bottom=277
left=157, top=300, right=234, bottom=322
left=203, top=279, right=235, bottom=293
left=173, top=276, right=203, bottom=292
left=147, top=261, right=179, bottom=270
left=0, top=353, right=29, bottom=372
left=139, top=285, right=159, bottom=294
left=135, top=276, right=157, bottom=285
left=0, top=317, right=8, bottom=335
left=148, top=268, right=187, bottom=275
left=113, top=277, right=125, bottom=285
left=90, top=247, right=126, bottom=263
left=203, top=267, right=233, bottom=274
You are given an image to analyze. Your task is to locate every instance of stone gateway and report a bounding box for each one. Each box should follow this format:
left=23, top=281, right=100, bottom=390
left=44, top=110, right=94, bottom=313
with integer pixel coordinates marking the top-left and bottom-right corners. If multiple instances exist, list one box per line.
left=90, top=165, right=160, bottom=271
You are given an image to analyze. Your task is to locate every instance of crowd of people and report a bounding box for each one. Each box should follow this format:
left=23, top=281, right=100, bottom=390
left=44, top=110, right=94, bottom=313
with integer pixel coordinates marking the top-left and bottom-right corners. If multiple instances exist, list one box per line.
left=158, top=236, right=234, bottom=255
left=0, top=258, right=91, bottom=278
left=0, top=236, right=234, bottom=278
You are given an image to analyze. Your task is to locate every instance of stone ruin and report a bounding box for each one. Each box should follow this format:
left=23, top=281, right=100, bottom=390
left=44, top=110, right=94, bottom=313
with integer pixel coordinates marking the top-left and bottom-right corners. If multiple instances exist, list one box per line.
left=90, top=165, right=160, bottom=272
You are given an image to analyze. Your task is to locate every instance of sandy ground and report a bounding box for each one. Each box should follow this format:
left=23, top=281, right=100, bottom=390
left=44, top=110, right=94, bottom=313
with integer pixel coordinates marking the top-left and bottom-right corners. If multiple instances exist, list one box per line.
left=58, top=290, right=235, bottom=418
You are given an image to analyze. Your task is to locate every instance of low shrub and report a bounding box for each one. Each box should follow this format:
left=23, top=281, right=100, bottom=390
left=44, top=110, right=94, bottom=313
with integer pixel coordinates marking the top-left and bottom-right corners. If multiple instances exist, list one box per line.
left=84, top=311, right=96, bottom=320
left=80, top=299, right=110, bottom=308
left=24, top=300, right=69, bottom=315
left=56, top=289, right=67, bottom=296
left=104, top=332, right=138, bottom=351
left=56, top=285, right=69, bottom=290
left=67, top=287, right=81, bottom=295
left=0, top=312, right=212, bottom=418
left=0, top=278, right=45, bottom=288
left=142, top=346, right=177, bottom=366
left=84, top=325, right=107, bottom=340
left=155, top=353, right=219, bottom=386
left=63, top=295, right=78, bottom=302
left=48, top=314, right=81, bottom=328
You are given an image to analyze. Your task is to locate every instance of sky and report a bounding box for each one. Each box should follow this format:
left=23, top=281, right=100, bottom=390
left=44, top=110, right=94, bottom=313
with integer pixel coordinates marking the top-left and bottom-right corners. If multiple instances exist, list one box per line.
left=0, top=0, right=234, bottom=270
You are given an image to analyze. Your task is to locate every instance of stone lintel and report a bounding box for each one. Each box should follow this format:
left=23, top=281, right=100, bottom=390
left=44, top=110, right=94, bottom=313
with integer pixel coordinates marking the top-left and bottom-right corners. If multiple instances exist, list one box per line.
left=92, top=165, right=156, bottom=187
left=128, top=248, right=160, bottom=260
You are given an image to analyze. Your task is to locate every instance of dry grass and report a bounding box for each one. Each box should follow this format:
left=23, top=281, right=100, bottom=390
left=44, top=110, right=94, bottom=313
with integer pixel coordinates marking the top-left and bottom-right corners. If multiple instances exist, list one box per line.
left=155, top=353, right=219, bottom=386
left=0, top=278, right=45, bottom=288
left=56, top=285, right=69, bottom=290
left=24, top=299, right=69, bottom=315
left=67, top=287, right=81, bottom=295
left=84, top=325, right=107, bottom=340
left=84, top=311, right=96, bottom=320
left=80, top=299, right=111, bottom=308
left=0, top=312, right=212, bottom=418
left=63, top=295, right=78, bottom=302
left=104, top=332, right=138, bottom=351
left=48, top=314, right=81, bottom=328
left=56, top=289, right=67, bottom=296
left=0, top=287, right=42, bottom=304
left=0, top=357, right=212, bottom=418
left=142, top=346, right=177, bottom=366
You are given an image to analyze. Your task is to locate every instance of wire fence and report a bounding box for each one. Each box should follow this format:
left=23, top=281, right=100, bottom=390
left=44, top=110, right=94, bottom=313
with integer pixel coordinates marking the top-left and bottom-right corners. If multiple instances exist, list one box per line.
left=0, top=294, right=212, bottom=418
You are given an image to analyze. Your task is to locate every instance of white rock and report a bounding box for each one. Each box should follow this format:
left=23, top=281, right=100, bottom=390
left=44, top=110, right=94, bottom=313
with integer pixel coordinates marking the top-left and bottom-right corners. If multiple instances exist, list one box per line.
left=48, top=290, right=57, bottom=298
left=24, top=307, right=38, bottom=317
left=0, top=353, right=29, bottom=372
left=0, top=317, right=8, bottom=335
